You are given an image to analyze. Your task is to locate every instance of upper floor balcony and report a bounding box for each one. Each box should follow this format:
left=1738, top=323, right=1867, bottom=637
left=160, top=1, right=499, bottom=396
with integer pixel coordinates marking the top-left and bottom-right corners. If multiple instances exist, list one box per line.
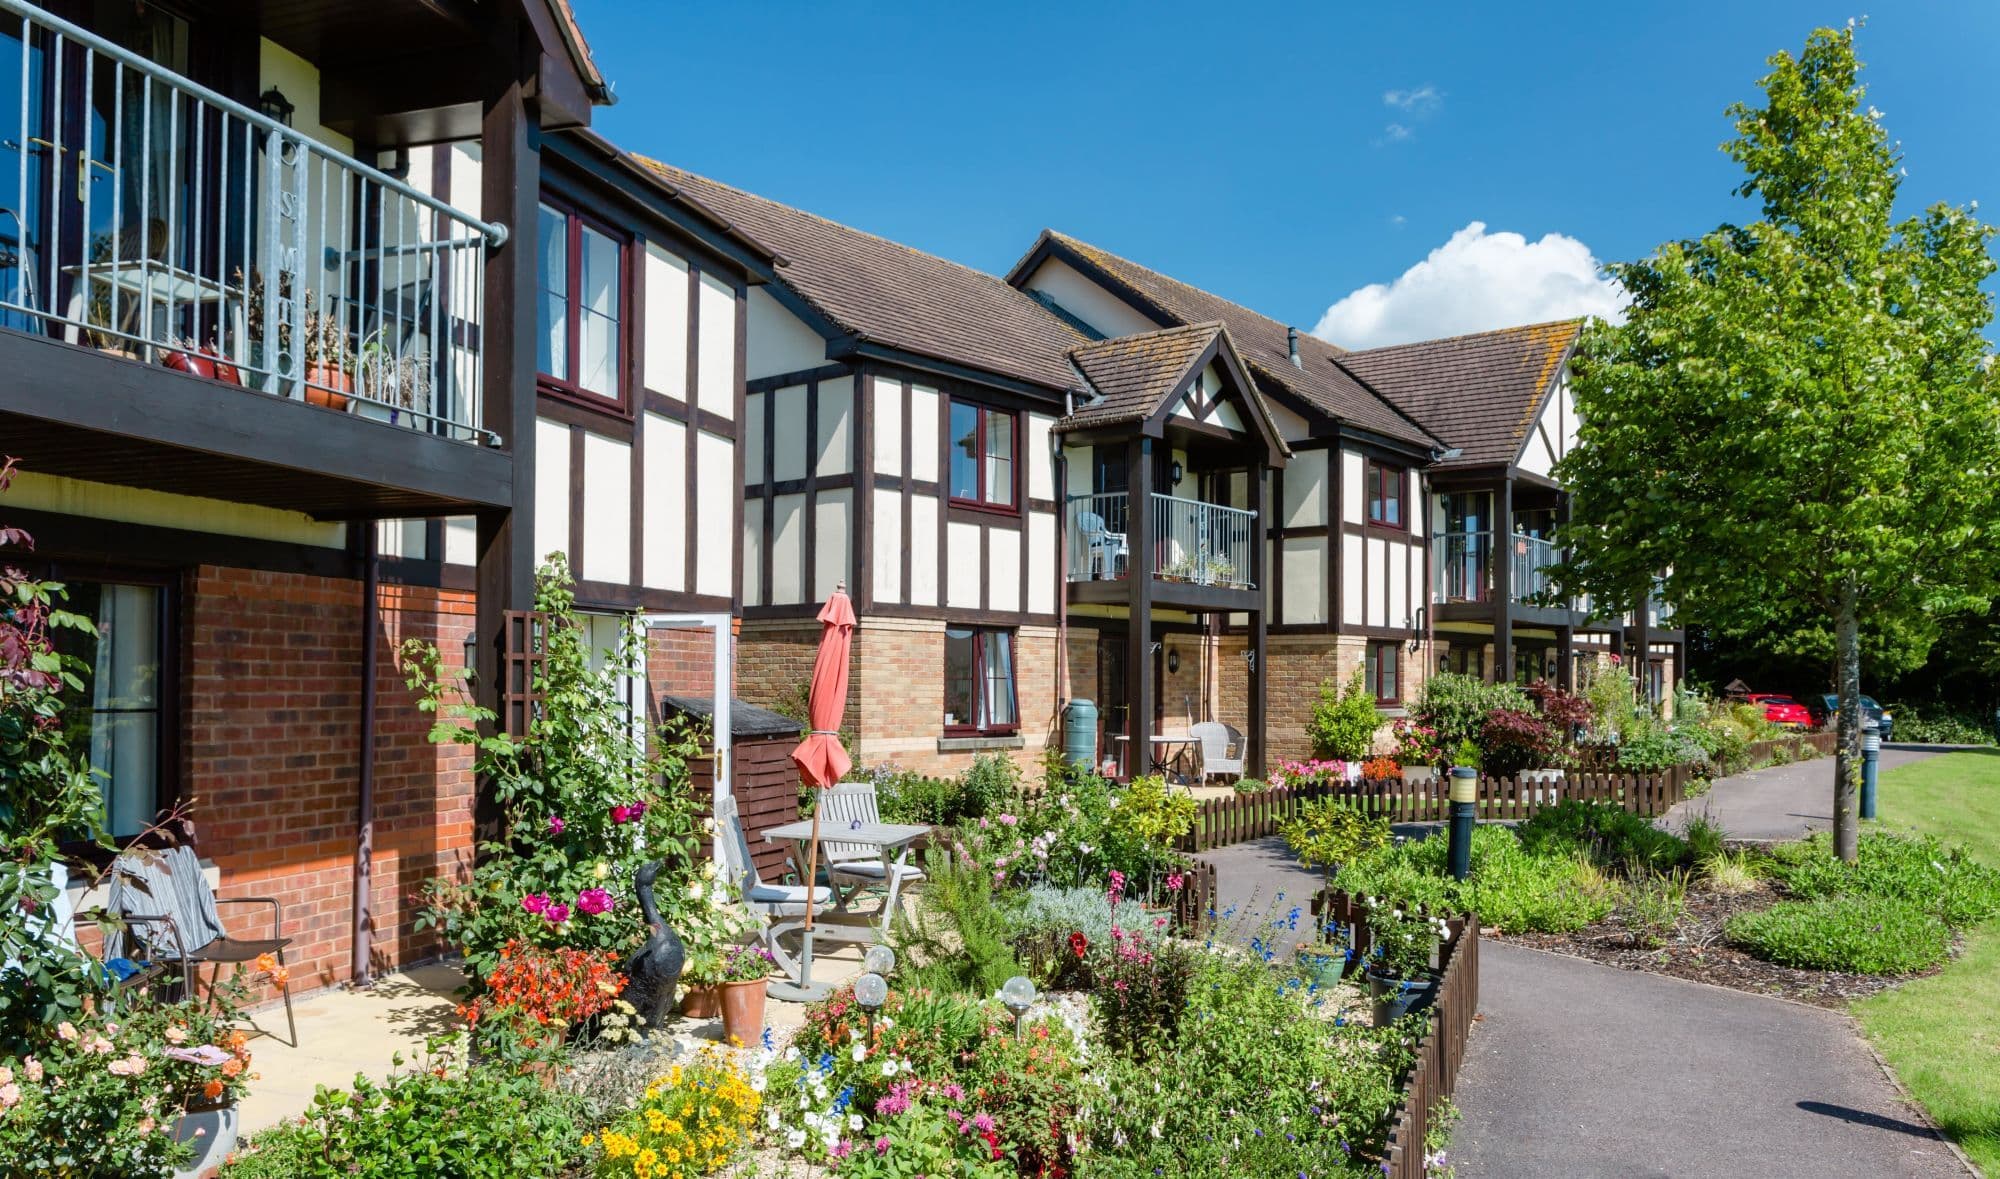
left=1433, top=530, right=1563, bottom=605
left=1066, top=490, right=1259, bottom=609
left=0, top=0, right=512, bottom=519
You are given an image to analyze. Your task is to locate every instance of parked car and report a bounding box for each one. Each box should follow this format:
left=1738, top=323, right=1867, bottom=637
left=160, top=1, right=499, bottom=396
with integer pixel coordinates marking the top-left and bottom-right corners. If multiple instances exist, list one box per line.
left=1742, top=693, right=1813, bottom=730
left=1806, top=694, right=1894, bottom=741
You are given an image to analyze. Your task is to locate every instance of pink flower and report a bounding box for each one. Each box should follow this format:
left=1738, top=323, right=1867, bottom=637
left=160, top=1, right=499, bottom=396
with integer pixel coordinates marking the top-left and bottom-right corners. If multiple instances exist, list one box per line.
left=576, top=887, right=614, bottom=916
left=997, top=813, right=1018, bottom=826
left=547, top=814, right=565, bottom=836
left=165, top=1026, right=187, bottom=1044
left=1107, top=869, right=1126, bottom=905
left=832, top=1141, right=853, bottom=1159
left=972, top=1112, right=996, bottom=1133
left=23, top=1058, right=41, bottom=1083
left=107, top=1054, right=147, bottom=1077
left=608, top=800, right=648, bottom=824
left=520, top=892, right=550, bottom=916
left=542, top=902, right=571, bottom=924
left=875, top=1136, right=892, bottom=1155
left=86, top=1036, right=113, bottom=1056
left=1165, top=872, right=1187, bottom=892
left=55, top=1022, right=76, bottom=1042
left=0, top=1083, right=18, bottom=1110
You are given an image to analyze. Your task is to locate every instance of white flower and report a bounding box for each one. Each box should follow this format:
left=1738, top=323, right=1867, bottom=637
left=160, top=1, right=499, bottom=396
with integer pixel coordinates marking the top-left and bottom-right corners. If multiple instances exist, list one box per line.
left=687, top=882, right=705, bottom=902
left=593, top=861, right=611, bottom=881
left=785, top=1046, right=801, bottom=1062
left=850, top=1043, right=866, bottom=1063
left=880, top=1058, right=899, bottom=1078
left=703, top=817, right=718, bottom=835
left=702, top=860, right=719, bottom=880
left=849, top=1029, right=863, bottom=1043
left=849, top=1114, right=865, bottom=1131
left=879, top=1016, right=894, bottom=1030
left=785, top=1130, right=807, bottom=1150
left=767, top=1110, right=782, bottom=1130
left=799, top=1095, right=811, bottom=1110
left=749, top=1073, right=767, bottom=1092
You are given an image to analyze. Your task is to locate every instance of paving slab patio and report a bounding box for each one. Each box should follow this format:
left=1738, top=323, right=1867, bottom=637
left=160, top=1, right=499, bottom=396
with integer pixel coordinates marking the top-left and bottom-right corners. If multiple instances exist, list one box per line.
left=1452, top=941, right=1969, bottom=1178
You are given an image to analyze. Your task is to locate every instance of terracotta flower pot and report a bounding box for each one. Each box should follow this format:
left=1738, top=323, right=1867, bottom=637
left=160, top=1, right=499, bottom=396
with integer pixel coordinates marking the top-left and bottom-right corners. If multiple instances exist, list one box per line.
left=305, top=361, right=351, bottom=411
left=679, top=983, right=719, bottom=1020
left=718, top=976, right=769, bottom=1046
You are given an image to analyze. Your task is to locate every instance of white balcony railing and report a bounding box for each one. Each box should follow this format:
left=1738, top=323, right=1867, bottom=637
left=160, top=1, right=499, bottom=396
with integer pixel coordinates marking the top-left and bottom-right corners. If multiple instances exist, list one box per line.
left=1434, top=530, right=1568, bottom=607
left=0, top=0, right=504, bottom=443
left=1066, top=491, right=1257, bottom=590
left=1509, top=533, right=1560, bottom=604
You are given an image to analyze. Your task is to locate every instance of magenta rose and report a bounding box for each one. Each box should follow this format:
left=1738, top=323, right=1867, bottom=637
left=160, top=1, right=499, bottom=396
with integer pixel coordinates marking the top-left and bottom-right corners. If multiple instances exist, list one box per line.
left=576, top=887, right=614, bottom=916
left=542, top=902, right=571, bottom=924
left=520, top=892, right=551, bottom=916
left=547, top=814, right=565, bottom=836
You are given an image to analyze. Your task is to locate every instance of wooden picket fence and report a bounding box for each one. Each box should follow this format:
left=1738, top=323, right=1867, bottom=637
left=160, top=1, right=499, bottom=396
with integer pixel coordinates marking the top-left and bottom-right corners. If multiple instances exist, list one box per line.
left=1176, top=765, right=1697, bottom=851
left=1382, top=907, right=1480, bottom=1179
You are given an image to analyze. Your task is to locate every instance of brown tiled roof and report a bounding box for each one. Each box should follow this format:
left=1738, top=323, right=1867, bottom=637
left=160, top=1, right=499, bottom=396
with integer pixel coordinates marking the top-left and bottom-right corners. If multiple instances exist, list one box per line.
left=544, top=0, right=608, bottom=96
left=1061, top=323, right=1224, bottom=430
left=1015, top=231, right=1441, bottom=449
left=1333, top=320, right=1582, bottom=469
left=633, top=159, right=1085, bottom=393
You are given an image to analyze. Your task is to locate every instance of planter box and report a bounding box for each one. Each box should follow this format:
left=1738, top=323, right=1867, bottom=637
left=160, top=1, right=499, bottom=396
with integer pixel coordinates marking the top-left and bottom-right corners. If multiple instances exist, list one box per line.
left=172, top=1103, right=239, bottom=1179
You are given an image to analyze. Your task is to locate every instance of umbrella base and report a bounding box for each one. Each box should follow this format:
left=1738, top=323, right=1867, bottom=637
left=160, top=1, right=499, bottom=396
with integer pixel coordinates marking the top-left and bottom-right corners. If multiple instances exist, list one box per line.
left=768, top=978, right=833, bottom=1002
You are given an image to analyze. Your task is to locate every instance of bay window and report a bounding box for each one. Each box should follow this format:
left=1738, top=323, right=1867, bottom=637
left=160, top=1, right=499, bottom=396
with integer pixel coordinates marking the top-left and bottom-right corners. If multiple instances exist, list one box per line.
left=949, top=402, right=1016, bottom=510
left=537, top=199, right=627, bottom=409
left=943, top=627, right=1017, bottom=734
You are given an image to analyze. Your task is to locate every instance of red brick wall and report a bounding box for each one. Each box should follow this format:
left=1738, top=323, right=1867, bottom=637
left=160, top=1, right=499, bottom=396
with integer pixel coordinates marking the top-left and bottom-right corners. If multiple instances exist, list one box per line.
left=185, top=567, right=474, bottom=996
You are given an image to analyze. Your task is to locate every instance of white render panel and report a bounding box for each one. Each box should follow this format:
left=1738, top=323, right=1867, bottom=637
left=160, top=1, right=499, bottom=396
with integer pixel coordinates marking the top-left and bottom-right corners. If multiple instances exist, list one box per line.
left=643, top=413, right=687, bottom=591
left=1366, top=536, right=1389, bottom=625
left=444, top=516, right=475, bottom=567
left=908, top=495, right=939, bottom=606
left=771, top=386, right=807, bottom=483
left=771, top=493, right=806, bottom=605
left=1518, top=381, right=1572, bottom=479
left=1409, top=544, right=1427, bottom=617
left=581, top=432, right=632, bottom=585
left=1341, top=533, right=1365, bottom=625
left=1021, top=256, right=1156, bottom=338
left=376, top=518, right=426, bottom=560
left=946, top=521, right=982, bottom=608
left=1026, top=413, right=1055, bottom=502
left=534, top=417, right=570, bottom=565
left=644, top=244, right=690, bottom=400
left=1340, top=449, right=1366, bottom=525
left=1387, top=539, right=1408, bottom=629
left=695, top=431, right=735, bottom=598
left=1212, top=399, right=1245, bottom=433
left=742, top=502, right=763, bottom=605
left=696, top=272, right=736, bottom=418
left=1028, top=511, right=1056, bottom=614
left=871, top=489, right=903, bottom=603
left=1064, top=445, right=1092, bottom=497
left=815, top=376, right=854, bottom=477
left=449, top=143, right=483, bottom=221
left=1268, top=398, right=1311, bottom=444
left=873, top=377, right=903, bottom=475
left=814, top=489, right=851, bottom=601
left=1281, top=537, right=1327, bottom=625
left=743, top=392, right=765, bottom=484
left=745, top=284, right=826, bottom=380
left=909, top=386, right=940, bottom=482
left=1282, top=447, right=1327, bottom=528
left=988, top=529, right=1020, bottom=613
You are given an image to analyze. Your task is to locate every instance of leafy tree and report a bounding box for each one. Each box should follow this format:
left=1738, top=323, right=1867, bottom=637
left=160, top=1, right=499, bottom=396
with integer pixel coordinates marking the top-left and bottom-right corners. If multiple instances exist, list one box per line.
left=1556, top=24, right=2000, bottom=861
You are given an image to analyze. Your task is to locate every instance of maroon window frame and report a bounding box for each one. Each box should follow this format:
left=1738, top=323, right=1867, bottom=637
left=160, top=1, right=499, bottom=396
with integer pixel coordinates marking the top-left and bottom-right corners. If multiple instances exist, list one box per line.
left=1365, top=458, right=1405, bottom=528
left=947, top=400, right=1019, bottom=514
left=1366, top=640, right=1401, bottom=705
left=943, top=627, right=1019, bottom=736
left=536, top=196, right=631, bottom=415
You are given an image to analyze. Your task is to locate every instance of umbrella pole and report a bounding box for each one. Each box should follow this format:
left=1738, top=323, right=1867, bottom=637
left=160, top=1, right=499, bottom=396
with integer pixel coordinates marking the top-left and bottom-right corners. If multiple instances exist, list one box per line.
left=799, top=805, right=821, bottom=988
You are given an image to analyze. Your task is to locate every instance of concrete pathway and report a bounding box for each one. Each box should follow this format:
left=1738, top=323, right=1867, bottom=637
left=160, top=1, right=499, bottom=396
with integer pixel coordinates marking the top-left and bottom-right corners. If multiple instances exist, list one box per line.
left=1661, top=744, right=1955, bottom=842
left=1453, top=942, right=1968, bottom=1178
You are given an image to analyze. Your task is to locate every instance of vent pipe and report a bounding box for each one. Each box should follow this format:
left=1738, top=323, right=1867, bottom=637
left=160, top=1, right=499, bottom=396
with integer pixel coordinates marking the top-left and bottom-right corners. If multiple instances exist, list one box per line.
left=1287, top=326, right=1302, bottom=368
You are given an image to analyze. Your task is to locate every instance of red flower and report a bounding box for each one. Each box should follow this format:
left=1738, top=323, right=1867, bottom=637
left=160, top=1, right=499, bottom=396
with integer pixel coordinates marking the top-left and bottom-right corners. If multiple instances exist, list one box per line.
left=1068, top=931, right=1088, bottom=960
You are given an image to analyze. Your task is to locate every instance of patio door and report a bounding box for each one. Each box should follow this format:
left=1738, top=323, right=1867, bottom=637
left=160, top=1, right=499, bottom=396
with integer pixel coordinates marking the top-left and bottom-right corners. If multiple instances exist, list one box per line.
left=1441, top=491, right=1490, bottom=603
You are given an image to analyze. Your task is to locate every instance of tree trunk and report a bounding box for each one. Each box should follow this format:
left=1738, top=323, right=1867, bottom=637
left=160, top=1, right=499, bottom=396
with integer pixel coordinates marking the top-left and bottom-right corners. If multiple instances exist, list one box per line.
left=1832, top=583, right=1861, bottom=864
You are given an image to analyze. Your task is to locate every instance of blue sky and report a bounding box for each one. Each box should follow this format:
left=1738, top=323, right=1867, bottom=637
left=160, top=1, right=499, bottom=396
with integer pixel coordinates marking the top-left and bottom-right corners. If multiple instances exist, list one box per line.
left=582, top=1, right=1999, bottom=347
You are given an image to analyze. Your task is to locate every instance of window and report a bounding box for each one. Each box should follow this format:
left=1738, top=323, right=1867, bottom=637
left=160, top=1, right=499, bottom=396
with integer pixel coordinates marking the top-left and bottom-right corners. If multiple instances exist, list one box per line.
left=943, top=627, right=1017, bottom=733
left=1443, top=642, right=1485, bottom=680
left=1365, top=640, right=1400, bottom=705
left=949, top=402, right=1016, bottom=510
left=1365, top=458, right=1405, bottom=527
left=53, top=578, right=170, bottom=838
left=537, top=200, right=626, bottom=407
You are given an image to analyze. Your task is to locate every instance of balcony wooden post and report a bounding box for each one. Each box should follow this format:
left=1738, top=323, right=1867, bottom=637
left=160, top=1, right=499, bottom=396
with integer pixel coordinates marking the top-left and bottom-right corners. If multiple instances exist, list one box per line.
left=473, top=51, right=539, bottom=844
left=1247, top=463, right=1268, bottom=778
left=1493, top=476, right=1513, bottom=684
left=1125, top=436, right=1154, bottom=778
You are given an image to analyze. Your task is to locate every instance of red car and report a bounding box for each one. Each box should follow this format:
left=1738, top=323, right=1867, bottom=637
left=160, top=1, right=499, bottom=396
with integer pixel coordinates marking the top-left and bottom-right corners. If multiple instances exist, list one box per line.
left=1743, top=693, right=1812, bottom=729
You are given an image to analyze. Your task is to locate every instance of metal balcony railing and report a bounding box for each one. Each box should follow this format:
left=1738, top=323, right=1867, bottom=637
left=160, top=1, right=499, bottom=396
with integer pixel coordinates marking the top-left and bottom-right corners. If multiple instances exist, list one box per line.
left=1510, top=533, right=1560, bottom=604
left=0, top=0, right=505, bottom=443
left=1433, top=530, right=1491, bottom=603
left=1065, top=491, right=1257, bottom=589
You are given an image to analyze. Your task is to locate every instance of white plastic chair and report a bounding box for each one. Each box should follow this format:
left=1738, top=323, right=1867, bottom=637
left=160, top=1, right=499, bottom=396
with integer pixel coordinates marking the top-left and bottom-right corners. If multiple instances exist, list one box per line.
left=713, top=794, right=832, bottom=982
left=1190, top=721, right=1246, bottom=784
left=1078, top=511, right=1127, bottom=579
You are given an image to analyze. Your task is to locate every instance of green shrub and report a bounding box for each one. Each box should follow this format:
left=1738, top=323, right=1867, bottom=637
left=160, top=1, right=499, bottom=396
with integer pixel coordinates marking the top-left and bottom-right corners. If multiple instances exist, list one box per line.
left=1306, top=668, right=1383, bottom=760
left=1231, top=776, right=1269, bottom=793
left=1478, top=707, right=1561, bottom=777
left=1683, top=814, right=1726, bottom=864
left=1614, top=723, right=1709, bottom=772
left=889, top=849, right=1024, bottom=995
left=1764, top=831, right=2000, bottom=928
left=1280, top=798, right=1391, bottom=880
left=960, top=750, right=1021, bottom=817
left=1620, top=871, right=1688, bottom=948
left=1340, top=825, right=1615, bottom=934
left=1887, top=705, right=1994, bottom=746
left=1415, top=673, right=1529, bottom=754
left=1726, top=896, right=1950, bottom=974
left=225, top=1055, right=586, bottom=1178
left=1515, top=799, right=1689, bottom=872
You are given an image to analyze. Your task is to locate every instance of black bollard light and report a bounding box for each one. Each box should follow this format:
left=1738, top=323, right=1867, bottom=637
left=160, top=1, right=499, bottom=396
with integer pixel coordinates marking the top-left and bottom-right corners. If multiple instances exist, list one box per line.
left=1448, top=765, right=1476, bottom=881
left=1861, top=718, right=1880, bottom=821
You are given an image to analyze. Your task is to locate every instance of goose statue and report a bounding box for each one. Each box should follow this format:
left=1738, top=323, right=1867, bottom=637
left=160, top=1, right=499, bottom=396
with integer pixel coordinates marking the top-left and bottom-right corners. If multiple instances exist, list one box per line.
left=621, top=859, right=686, bottom=1034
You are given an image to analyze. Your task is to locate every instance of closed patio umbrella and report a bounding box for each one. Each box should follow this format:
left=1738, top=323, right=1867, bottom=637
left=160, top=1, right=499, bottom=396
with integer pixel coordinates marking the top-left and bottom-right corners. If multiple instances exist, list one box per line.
left=790, top=585, right=855, bottom=946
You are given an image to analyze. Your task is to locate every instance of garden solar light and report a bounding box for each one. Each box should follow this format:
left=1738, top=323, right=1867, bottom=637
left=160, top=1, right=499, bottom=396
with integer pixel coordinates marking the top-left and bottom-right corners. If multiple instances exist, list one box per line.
left=854, top=971, right=888, bottom=1013
left=863, top=944, right=896, bottom=977
left=1000, top=975, right=1037, bottom=1038
left=1861, top=718, right=1881, bottom=820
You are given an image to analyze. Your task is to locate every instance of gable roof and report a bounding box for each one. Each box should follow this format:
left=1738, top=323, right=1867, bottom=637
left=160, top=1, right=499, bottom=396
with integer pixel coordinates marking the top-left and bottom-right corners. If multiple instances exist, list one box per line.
left=544, top=1, right=610, bottom=101
left=632, top=159, right=1085, bottom=393
left=1333, top=319, right=1583, bottom=470
left=1063, top=323, right=1223, bottom=430
left=1008, top=230, right=1442, bottom=450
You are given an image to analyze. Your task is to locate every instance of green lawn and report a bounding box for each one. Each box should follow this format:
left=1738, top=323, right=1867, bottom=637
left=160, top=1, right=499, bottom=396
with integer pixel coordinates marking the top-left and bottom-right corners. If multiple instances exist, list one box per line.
left=1854, top=749, right=2000, bottom=1173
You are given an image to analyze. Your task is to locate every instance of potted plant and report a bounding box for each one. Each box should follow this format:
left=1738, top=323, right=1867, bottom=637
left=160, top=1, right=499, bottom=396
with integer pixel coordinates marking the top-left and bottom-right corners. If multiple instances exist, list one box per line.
left=1360, top=755, right=1401, bottom=783
left=1361, top=899, right=1450, bottom=1026
left=1293, top=932, right=1350, bottom=988
left=1391, top=718, right=1443, bottom=785
left=675, top=869, right=755, bottom=1021
left=298, top=303, right=353, bottom=410
left=716, top=942, right=774, bottom=1046
left=355, top=329, right=431, bottom=425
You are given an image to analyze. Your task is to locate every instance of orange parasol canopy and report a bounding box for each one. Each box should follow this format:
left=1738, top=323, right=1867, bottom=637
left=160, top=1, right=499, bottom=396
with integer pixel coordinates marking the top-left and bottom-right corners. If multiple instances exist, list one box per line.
left=790, top=588, right=855, bottom=790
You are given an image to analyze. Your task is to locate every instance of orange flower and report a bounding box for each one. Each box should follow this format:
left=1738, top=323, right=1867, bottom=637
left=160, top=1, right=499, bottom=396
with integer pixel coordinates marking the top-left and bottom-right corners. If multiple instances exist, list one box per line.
left=221, top=1058, right=244, bottom=1077
left=254, top=952, right=278, bottom=973
left=203, top=1079, right=224, bottom=1101
left=270, top=967, right=291, bottom=987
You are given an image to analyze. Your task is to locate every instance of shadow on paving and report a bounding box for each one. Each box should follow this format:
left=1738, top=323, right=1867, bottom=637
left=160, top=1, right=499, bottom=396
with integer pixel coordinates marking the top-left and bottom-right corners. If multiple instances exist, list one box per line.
left=1452, top=942, right=1969, bottom=1178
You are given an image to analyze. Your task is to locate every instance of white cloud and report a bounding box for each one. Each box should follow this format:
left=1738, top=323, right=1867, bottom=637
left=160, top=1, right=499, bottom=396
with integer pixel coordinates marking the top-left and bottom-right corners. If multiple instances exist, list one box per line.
left=1383, top=85, right=1442, bottom=114
left=1381, top=123, right=1412, bottom=142
left=1311, top=222, right=1628, bottom=350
